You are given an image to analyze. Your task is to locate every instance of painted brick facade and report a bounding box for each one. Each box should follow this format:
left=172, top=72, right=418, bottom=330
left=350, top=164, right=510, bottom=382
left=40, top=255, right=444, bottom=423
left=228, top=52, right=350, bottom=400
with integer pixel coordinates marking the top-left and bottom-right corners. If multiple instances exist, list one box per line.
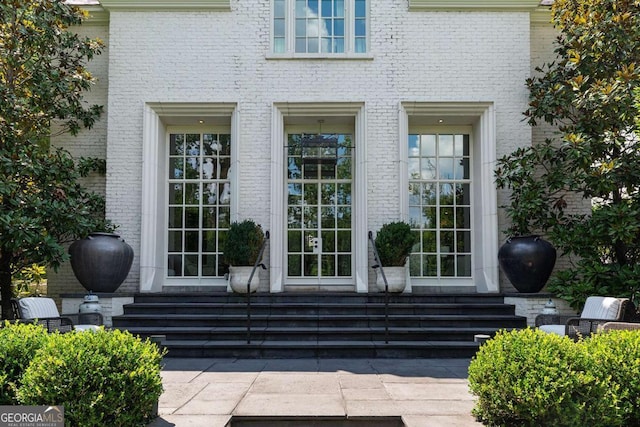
left=49, top=1, right=557, bottom=296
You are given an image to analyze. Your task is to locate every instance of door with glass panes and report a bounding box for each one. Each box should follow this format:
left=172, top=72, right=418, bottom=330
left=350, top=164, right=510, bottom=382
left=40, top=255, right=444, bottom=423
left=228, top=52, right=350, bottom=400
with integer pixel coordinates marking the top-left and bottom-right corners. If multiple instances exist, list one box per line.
left=286, top=131, right=353, bottom=287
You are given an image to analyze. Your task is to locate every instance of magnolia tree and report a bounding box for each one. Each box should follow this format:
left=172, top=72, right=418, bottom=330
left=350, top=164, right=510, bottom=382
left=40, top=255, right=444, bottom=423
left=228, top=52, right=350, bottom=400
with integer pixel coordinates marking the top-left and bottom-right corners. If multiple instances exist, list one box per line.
left=0, top=0, right=109, bottom=319
left=495, top=0, right=640, bottom=309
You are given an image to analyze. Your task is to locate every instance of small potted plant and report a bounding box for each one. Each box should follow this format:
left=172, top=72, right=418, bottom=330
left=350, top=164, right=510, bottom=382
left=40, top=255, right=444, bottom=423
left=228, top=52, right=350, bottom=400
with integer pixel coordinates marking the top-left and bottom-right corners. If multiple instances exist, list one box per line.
left=374, top=221, right=418, bottom=292
left=222, top=219, right=265, bottom=293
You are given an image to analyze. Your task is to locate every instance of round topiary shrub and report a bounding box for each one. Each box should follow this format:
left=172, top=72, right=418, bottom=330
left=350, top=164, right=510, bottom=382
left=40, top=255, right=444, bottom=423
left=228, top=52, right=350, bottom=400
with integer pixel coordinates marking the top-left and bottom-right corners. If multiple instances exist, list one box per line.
left=468, top=328, right=622, bottom=427
left=0, top=322, right=49, bottom=404
left=586, top=330, right=640, bottom=427
left=18, top=329, right=164, bottom=427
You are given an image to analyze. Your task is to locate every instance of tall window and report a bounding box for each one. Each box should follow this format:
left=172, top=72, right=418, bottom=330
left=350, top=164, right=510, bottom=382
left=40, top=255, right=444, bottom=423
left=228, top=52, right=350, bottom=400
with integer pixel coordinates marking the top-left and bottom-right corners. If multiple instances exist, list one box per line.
left=273, top=0, right=367, bottom=55
left=167, top=132, right=231, bottom=278
left=408, top=132, right=472, bottom=280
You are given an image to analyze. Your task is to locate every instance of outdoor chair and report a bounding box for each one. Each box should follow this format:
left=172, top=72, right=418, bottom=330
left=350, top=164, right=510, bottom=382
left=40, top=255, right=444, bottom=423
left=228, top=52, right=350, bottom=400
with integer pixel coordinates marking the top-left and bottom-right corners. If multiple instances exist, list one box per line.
left=12, top=297, right=103, bottom=333
left=599, top=321, right=640, bottom=332
left=536, top=296, right=635, bottom=340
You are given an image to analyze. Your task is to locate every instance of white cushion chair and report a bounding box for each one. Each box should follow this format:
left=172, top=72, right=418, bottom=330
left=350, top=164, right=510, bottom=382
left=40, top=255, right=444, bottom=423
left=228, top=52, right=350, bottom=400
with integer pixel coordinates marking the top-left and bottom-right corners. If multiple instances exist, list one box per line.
left=536, top=296, right=632, bottom=339
left=13, top=297, right=103, bottom=333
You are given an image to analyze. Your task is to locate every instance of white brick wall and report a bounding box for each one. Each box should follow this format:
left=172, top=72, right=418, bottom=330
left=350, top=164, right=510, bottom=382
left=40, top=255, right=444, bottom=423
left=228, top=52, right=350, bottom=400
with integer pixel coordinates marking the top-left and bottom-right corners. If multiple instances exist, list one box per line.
left=49, top=2, right=557, bottom=295
left=48, top=23, right=110, bottom=299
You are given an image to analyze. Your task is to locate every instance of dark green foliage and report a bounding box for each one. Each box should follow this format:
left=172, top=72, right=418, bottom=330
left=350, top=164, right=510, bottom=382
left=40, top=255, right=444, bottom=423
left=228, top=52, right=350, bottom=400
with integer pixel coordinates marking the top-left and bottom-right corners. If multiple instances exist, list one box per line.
left=0, top=322, right=49, bottom=404
left=494, top=0, right=640, bottom=309
left=468, top=329, right=622, bottom=426
left=18, top=329, right=165, bottom=427
left=223, top=220, right=265, bottom=266
left=375, top=222, right=418, bottom=266
left=0, top=0, right=109, bottom=318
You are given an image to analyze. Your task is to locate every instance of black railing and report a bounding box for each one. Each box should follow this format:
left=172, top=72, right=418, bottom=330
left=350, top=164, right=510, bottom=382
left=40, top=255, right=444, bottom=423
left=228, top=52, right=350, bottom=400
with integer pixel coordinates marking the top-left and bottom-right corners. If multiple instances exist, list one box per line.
left=246, top=230, right=269, bottom=344
left=368, top=231, right=389, bottom=344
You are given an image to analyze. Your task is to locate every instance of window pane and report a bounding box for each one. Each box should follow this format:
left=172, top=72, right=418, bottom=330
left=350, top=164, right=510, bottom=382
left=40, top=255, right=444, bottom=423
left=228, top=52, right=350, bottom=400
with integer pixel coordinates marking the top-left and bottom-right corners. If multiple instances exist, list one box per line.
left=421, top=134, right=436, bottom=156
left=439, top=135, right=454, bottom=156
left=334, top=19, right=344, bottom=36
left=322, top=0, right=332, bottom=16
left=355, top=19, right=366, bottom=36
left=296, top=37, right=306, bottom=52
left=355, top=0, right=366, bottom=17
left=170, top=134, right=184, bottom=155
left=335, top=0, right=344, bottom=17
left=296, top=0, right=306, bottom=17
left=274, top=18, right=285, bottom=37
left=275, top=0, right=286, bottom=17
left=334, top=37, right=344, bottom=53
left=274, top=38, right=285, bottom=53
left=355, top=38, right=366, bottom=53
left=296, top=19, right=306, bottom=36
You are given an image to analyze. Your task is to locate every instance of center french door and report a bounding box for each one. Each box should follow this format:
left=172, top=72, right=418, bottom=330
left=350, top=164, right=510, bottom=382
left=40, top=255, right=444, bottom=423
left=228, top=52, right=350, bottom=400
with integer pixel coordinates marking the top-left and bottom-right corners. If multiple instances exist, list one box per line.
left=285, top=132, right=353, bottom=286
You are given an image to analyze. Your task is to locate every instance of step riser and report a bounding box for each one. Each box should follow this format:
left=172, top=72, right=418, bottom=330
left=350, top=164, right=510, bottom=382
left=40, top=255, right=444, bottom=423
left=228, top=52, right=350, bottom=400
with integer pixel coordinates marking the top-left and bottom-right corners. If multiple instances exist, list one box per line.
left=124, top=306, right=514, bottom=316
left=164, top=346, right=479, bottom=359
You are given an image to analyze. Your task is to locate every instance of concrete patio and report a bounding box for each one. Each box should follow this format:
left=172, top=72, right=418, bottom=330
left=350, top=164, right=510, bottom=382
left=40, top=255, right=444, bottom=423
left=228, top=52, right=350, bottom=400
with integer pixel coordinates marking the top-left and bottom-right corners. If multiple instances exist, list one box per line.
left=149, top=358, right=482, bottom=427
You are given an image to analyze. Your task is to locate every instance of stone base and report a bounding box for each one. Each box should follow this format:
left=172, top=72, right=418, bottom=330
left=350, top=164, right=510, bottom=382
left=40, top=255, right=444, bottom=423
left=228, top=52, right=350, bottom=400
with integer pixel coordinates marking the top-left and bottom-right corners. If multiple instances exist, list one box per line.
left=61, top=293, right=135, bottom=328
left=504, top=293, right=576, bottom=327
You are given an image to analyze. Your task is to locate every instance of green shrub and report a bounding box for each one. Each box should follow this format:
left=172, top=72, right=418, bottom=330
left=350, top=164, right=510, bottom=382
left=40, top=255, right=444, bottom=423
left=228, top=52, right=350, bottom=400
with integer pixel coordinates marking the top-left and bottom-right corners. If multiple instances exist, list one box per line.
left=0, top=322, right=49, bottom=404
left=223, top=219, right=265, bottom=266
left=468, top=328, right=621, bottom=427
left=374, top=221, right=418, bottom=266
left=586, top=330, right=640, bottom=427
left=18, top=329, right=164, bottom=427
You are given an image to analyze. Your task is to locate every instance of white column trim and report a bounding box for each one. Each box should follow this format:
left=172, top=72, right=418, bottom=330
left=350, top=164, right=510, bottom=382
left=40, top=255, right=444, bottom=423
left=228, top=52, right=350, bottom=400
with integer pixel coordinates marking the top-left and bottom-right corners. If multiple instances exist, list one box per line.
left=269, top=106, right=285, bottom=292
left=140, top=104, right=162, bottom=292
left=354, top=106, right=368, bottom=293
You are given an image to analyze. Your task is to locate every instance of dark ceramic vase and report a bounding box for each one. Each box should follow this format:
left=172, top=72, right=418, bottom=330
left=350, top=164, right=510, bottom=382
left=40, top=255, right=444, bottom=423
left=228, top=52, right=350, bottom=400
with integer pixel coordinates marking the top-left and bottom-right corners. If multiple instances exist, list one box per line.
left=69, top=232, right=134, bottom=293
left=498, top=235, right=557, bottom=293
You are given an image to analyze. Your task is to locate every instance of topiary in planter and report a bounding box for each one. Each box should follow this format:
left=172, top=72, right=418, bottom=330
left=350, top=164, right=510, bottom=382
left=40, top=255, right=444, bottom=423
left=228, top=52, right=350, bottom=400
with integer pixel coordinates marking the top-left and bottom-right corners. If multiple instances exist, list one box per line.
left=223, top=220, right=265, bottom=266
left=18, top=329, right=165, bottom=427
left=0, top=322, right=49, bottom=405
left=374, top=221, right=417, bottom=266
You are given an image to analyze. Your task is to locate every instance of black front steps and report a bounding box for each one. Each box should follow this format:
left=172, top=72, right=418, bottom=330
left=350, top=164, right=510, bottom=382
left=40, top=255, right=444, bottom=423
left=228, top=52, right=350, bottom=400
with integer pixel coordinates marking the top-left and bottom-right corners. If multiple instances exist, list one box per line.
left=112, top=293, right=526, bottom=358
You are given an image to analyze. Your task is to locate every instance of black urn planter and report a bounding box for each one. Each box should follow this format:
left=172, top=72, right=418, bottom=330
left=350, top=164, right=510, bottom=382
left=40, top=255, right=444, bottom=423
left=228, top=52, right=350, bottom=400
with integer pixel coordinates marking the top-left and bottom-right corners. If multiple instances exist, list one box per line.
left=69, top=232, right=134, bottom=293
left=498, top=235, right=557, bottom=293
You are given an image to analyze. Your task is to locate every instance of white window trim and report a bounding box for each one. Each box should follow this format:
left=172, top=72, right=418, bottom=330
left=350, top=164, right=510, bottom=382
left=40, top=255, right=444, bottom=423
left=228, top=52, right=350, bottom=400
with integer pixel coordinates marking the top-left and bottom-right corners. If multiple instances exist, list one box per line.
left=141, top=102, right=238, bottom=292
left=269, top=0, right=370, bottom=58
left=271, top=102, right=367, bottom=293
left=399, top=102, right=498, bottom=293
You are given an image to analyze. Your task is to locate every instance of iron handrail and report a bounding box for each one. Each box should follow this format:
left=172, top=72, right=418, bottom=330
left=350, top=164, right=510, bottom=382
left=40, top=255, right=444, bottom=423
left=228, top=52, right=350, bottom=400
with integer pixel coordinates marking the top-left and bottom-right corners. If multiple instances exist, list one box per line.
left=247, top=230, right=269, bottom=344
left=368, top=230, right=389, bottom=344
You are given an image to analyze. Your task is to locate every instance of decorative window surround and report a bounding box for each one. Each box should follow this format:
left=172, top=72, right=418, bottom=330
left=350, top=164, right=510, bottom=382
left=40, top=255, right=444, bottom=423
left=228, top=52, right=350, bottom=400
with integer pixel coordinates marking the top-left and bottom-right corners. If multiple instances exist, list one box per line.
left=99, top=0, right=230, bottom=11
left=271, top=102, right=367, bottom=293
left=399, top=102, right=498, bottom=293
left=409, top=0, right=541, bottom=11
left=141, top=102, right=238, bottom=293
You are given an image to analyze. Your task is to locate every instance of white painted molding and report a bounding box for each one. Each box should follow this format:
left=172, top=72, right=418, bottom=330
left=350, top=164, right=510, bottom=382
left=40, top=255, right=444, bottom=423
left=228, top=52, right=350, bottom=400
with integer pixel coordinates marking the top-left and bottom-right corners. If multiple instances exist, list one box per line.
left=409, top=0, right=541, bottom=11
left=99, top=0, right=230, bottom=11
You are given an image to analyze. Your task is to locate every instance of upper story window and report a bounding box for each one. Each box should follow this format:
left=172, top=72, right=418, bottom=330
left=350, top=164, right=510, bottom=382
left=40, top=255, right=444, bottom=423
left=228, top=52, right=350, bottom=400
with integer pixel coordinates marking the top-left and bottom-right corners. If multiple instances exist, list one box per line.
left=273, top=0, right=368, bottom=55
